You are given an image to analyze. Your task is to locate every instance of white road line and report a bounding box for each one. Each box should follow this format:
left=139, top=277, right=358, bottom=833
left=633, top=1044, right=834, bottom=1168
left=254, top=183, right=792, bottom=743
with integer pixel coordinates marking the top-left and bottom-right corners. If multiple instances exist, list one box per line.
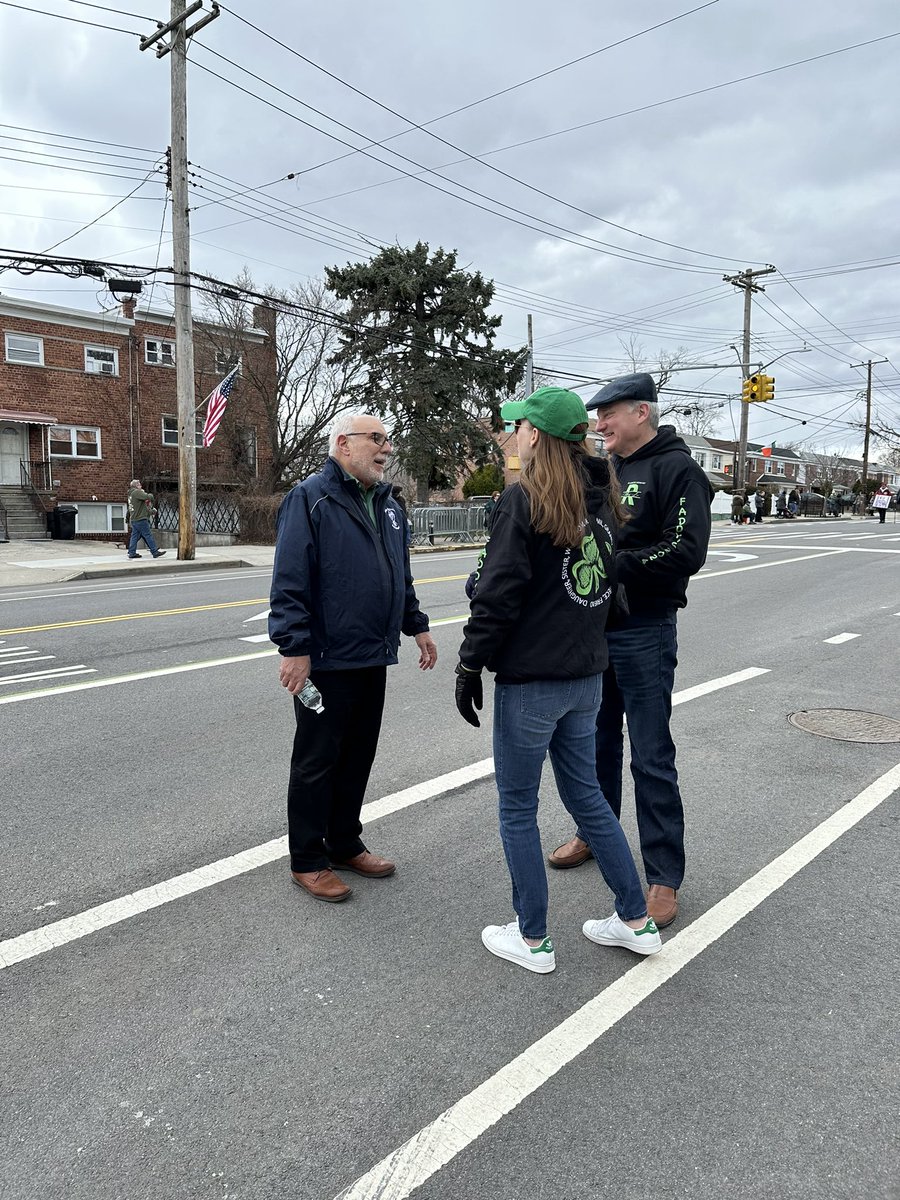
left=333, top=759, right=900, bottom=1200
left=0, top=759, right=494, bottom=973
left=0, top=665, right=94, bottom=686
left=240, top=633, right=271, bottom=643
left=0, top=571, right=274, bottom=603
left=0, top=654, right=53, bottom=667
left=0, top=645, right=32, bottom=655
left=696, top=549, right=849, bottom=578
left=0, top=649, right=276, bottom=706
left=670, top=667, right=769, bottom=704
left=823, top=632, right=860, bottom=645
left=0, top=669, right=763, bottom=971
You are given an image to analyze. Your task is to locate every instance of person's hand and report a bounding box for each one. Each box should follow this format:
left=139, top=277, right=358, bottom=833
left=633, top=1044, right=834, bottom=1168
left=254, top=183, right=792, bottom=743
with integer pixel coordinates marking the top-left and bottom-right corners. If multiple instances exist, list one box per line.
left=279, top=655, right=311, bottom=696
left=415, top=632, right=438, bottom=670
left=454, top=663, right=483, bottom=727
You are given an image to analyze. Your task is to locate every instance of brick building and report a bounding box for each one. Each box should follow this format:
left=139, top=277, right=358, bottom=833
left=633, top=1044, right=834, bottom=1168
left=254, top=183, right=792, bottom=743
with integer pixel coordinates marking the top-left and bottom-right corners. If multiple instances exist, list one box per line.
left=0, top=295, right=275, bottom=538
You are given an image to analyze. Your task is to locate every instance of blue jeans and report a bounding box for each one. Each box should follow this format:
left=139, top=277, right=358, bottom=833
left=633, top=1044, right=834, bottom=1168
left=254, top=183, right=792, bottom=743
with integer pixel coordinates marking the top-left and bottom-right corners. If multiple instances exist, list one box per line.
left=577, top=619, right=685, bottom=890
left=128, top=519, right=159, bottom=556
left=494, top=674, right=648, bottom=940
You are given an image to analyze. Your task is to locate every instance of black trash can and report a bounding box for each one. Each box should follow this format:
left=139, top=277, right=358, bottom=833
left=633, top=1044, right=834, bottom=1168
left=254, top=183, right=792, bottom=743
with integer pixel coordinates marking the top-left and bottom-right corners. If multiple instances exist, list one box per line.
left=53, top=505, right=78, bottom=540
left=46, top=508, right=59, bottom=538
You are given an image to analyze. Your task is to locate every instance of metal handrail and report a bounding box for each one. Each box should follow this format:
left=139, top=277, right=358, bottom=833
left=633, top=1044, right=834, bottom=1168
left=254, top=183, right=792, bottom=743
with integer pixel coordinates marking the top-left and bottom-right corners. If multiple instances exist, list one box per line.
left=19, top=459, right=55, bottom=513
left=0, top=500, right=8, bottom=543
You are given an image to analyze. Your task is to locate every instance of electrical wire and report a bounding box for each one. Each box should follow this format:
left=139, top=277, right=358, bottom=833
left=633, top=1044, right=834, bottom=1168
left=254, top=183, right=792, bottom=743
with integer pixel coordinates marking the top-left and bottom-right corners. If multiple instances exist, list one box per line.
left=0, top=0, right=140, bottom=35
left=0, top=122, right=158, bottom=155
left=39, top=165, right=164, bottom=254
left=212, top=2, right=744, bottom=267
left=187, top=48, right=723, bottom=275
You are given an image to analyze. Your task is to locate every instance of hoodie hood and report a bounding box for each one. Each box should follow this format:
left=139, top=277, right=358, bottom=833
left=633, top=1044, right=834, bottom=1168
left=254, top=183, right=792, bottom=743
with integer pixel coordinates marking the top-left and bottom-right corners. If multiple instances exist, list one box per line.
left=613, top=424, right=693, bottom=468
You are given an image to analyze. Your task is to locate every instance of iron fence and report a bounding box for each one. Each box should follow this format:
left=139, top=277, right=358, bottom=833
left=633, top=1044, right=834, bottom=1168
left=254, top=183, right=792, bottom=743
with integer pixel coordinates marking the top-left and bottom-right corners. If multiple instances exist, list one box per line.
left=410, top=505, right=488, bottom=545
left=20, top=459, right=52, bottom=492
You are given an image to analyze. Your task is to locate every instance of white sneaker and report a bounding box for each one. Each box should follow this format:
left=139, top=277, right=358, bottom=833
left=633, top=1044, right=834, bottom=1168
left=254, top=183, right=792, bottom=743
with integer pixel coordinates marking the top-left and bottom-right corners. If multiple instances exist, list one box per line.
left=582, top=913, right=662, bottom=956
left=481, top=920, right=556, bottom=974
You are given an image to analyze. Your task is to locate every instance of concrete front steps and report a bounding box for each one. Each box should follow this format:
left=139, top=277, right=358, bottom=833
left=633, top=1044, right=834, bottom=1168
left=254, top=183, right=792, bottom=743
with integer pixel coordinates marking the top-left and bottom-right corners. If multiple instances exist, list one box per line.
left=0, top=487, right=50, bottom=539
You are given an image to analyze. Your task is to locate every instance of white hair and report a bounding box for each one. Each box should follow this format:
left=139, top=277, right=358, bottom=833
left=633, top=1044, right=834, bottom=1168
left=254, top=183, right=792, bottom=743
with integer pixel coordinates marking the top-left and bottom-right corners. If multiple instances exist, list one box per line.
left=328, top=411, right=379, bottom=455
left=129, top=479, right=141, bottom=488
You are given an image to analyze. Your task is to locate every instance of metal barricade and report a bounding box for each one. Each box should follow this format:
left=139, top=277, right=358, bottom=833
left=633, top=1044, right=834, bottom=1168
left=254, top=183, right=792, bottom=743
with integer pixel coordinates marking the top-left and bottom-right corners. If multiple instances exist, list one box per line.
left=410, top=505, right=488, bottom=545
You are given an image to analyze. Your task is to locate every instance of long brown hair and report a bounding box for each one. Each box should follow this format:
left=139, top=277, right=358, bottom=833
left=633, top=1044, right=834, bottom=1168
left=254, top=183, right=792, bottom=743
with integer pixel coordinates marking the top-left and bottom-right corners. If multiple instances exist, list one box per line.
left=520, top=428, right=628, bottom=547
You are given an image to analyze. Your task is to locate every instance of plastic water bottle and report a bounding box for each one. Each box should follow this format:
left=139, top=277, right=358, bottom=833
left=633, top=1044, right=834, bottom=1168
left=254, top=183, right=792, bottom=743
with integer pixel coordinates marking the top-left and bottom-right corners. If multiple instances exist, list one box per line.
left=298, top=679, right=325, bottom=714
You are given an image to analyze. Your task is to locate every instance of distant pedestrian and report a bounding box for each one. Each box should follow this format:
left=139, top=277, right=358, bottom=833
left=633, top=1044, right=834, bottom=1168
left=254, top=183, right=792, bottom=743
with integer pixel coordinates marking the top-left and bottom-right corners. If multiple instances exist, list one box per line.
left=775, top=489, right=789, bottom=518
left=730, top=491, right=744, bottom=525
left=483, top=489, right=501, bottom=529
left=873, top=485, right=892, bottom=524
left=788, top=488, right=800, bottom=517
left=754, top=489, right=766, bottom=523
left=126, top=480, right=166, bottom=559
left=741, top=495, right=754, bottom=525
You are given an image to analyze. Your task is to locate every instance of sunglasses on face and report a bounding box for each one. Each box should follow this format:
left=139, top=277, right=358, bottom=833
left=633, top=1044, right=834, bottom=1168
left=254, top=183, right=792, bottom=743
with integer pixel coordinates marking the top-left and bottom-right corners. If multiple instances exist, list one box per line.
left=343, top=431, right=392, bottom=447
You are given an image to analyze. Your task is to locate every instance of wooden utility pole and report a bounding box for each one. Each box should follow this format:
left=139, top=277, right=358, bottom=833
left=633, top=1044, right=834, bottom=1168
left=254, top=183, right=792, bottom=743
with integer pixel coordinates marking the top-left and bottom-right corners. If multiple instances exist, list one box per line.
left=850, top=357, right=887, bottom=497
left=525, top=313, right=534, bottom=397
left=141, top=2, right=220, bottom=560
left=723, top=266, right=776, bottom=490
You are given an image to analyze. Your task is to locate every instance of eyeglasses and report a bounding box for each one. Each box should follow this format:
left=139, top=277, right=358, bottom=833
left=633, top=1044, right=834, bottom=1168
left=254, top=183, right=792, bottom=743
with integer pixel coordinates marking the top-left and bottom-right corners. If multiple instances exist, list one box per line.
left=343, top=431, right=392, bottom=447
left=514, top=419, right=524, bottom=429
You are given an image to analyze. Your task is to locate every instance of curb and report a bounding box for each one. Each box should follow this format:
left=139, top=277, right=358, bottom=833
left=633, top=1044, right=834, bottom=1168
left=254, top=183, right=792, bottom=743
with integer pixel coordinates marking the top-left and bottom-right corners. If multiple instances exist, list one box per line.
left=74, top=558, right=250, bottom=581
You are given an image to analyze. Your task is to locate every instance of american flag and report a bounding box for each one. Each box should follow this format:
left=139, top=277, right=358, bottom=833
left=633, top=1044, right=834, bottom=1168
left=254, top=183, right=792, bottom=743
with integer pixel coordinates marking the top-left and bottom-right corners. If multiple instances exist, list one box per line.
left=201, top=366, right=239, bottom=447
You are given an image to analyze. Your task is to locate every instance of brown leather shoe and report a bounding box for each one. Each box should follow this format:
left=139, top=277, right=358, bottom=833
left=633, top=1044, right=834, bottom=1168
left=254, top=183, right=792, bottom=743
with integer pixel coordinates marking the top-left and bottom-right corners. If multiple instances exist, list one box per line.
left=548, top=836, right=593, bottom=870
left=330, top=851, right=396, bottom=878
left=291, top=869, right=352, bottom=903
left=647, top=884, right=678, bottom=928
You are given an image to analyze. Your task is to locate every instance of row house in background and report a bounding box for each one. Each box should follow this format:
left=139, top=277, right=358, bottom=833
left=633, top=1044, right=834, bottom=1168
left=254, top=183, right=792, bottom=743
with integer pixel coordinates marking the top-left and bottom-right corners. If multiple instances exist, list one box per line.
left=0, top=294, right=276, bottom=539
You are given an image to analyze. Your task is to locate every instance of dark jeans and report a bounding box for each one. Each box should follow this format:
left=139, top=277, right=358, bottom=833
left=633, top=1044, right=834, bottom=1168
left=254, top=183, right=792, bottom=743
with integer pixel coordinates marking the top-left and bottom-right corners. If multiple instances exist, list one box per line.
left=576, top=618, right=685, bottom=890
left=287, top=666, right=386, bottom=872
left=127, top=518, right=158, bottom=556
left=495, top=674, right=647, bottom=939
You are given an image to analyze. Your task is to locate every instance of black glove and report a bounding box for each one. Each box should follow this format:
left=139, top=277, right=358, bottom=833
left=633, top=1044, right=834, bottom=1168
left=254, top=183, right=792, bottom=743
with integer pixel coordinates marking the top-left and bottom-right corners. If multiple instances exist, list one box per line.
left=454, top=662, right=483, bottom=727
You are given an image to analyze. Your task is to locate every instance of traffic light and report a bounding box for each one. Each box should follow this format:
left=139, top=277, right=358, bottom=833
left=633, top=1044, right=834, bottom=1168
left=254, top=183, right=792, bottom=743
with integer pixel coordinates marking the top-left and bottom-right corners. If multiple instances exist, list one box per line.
left=760, top=374, right=775, bottom=402
left=743, top=374, right=762, bottom=402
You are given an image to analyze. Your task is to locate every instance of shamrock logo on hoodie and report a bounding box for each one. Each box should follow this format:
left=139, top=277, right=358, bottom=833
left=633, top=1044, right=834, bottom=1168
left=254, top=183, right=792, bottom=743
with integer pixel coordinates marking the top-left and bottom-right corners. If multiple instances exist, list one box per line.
left=571, top=532, right=610, bottom=598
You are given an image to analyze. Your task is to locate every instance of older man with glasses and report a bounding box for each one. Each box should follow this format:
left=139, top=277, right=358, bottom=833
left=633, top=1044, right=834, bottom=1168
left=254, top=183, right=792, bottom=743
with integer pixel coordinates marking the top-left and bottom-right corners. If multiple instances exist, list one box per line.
left=269, top=412, right=437, bottom=903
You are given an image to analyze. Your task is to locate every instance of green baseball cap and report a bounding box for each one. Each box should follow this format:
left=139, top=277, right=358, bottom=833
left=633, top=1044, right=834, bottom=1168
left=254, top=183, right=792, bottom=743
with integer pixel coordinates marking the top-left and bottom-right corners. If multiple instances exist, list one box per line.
left=500, top=386, right=589, bottom=442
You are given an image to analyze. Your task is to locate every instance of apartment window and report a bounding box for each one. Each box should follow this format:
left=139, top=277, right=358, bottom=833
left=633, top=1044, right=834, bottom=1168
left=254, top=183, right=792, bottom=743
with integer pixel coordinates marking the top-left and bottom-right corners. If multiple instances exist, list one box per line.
left=75, top=502, right=126, bottom=534
left=237, top=425, right=258, bottom=474
left=5, top=332, right=44, bottom=365
left=162, top=415, right=203, bottom=448
left=145, top=338, right=175, bottom=366
left=49, top=425, right=101, bottom=459
left=712, top=454, right=723, bottom=470
left=777, top=461, right=786, bottom=476
left=693, top=452, right=707, bottom=469
left=84, top=345, right=119, bottom=376
left=215, top=350, right=239, bottom=374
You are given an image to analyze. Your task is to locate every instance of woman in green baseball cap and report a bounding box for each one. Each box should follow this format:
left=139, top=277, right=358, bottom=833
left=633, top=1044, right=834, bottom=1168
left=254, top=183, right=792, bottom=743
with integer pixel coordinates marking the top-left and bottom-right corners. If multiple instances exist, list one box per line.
left=454, top=387, right=661, bottom=974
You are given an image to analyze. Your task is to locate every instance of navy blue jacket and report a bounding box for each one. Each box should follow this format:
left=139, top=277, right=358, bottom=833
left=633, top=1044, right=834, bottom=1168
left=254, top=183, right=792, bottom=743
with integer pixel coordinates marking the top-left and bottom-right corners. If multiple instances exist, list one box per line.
left=268, top=458, right=429, bottom=670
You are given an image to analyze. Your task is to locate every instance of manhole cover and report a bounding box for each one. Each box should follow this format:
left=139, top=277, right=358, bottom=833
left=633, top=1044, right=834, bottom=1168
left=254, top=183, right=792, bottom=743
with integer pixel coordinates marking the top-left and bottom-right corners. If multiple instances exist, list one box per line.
left=788, top=709, right=900, bottom=744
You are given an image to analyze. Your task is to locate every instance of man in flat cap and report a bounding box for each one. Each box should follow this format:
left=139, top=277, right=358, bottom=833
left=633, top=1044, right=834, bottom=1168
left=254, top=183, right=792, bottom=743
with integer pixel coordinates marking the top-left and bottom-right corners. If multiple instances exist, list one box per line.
left=548, top=373, right=713, bottom=929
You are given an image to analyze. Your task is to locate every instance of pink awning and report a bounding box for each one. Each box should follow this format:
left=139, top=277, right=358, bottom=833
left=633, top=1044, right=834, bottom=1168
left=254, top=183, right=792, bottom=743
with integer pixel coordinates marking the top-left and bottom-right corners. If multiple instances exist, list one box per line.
left=0, top=409, right=59, bottom=424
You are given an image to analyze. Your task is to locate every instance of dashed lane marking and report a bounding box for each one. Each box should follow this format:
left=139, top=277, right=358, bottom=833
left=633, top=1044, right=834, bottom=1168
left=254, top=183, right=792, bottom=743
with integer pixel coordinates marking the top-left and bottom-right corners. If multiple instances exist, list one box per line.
left=0, top=666, right=768, bottom=972
left=823, top=632, right=861, bottom=644
left=332, top=758, right=900, bottom=1200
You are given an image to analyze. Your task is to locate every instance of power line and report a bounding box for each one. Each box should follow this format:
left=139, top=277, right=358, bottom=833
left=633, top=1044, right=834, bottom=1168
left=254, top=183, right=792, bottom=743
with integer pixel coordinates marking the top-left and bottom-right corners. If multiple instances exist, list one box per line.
left=0, top=122, right=158, bottom=155
left=40, top=165, right=163, bottom=255
left=187, top=48, right=722, bottom=275
left=0, top=0, right=140, bottom=35
left=214, top=1, right=743, bottom=267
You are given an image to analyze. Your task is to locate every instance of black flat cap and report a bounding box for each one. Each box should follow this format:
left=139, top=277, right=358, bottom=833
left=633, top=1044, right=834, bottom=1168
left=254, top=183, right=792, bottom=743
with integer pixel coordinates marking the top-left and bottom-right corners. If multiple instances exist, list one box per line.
left=586, top=372, right=657, bottom=411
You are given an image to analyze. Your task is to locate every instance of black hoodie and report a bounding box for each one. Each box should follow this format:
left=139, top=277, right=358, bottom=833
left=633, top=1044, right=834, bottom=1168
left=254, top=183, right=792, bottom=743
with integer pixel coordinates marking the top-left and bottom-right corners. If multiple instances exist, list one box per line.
left=459, top=456, right=619, bottom=684
left=610, top=425, right=713, bottom=619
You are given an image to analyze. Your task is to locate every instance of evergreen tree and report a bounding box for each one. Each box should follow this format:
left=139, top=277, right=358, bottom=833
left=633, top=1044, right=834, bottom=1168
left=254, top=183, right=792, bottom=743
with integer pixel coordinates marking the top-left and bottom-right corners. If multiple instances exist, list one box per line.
left=325, top=242, right=525, bottom=501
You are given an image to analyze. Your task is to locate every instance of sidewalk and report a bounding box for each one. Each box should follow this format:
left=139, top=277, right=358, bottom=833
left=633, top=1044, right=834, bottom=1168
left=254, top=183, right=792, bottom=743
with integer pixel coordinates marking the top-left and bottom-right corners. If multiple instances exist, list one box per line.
left=0, top=537, right=479, bottom=589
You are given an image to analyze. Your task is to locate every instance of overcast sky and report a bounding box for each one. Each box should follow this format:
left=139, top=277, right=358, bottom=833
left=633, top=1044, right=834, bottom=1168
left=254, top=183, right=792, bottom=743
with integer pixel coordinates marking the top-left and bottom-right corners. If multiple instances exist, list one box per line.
left=1, top=0, right=899, bottom=456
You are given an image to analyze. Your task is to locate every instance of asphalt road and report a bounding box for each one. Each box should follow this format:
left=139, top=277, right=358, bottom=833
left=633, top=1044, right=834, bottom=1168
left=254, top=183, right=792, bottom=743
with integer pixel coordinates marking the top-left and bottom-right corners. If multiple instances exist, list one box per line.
left=1, top=522, right=898, bottom=1200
